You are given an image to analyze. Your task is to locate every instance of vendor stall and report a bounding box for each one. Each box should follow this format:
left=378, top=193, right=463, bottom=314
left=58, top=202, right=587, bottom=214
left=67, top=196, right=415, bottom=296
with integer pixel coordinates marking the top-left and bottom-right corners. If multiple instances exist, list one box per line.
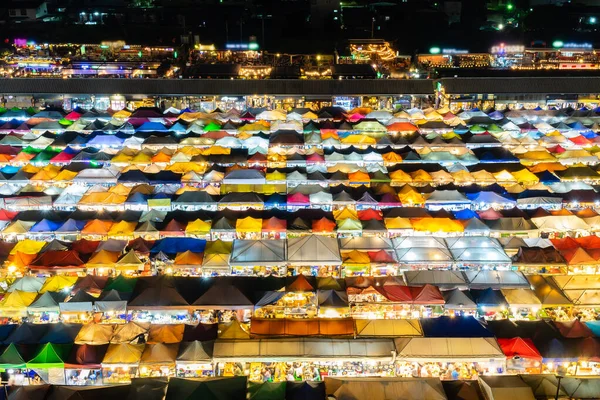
left=213, top=337, right=396, bottom=382
left=64, top=344, right=108, bottom=385
left=394, top=337, right=506, bottom=379
left=138, top=343, right=179, bottom=378
left=101, top=343, right=144, bottom=384
left=176, top=340, right=215, bottom=378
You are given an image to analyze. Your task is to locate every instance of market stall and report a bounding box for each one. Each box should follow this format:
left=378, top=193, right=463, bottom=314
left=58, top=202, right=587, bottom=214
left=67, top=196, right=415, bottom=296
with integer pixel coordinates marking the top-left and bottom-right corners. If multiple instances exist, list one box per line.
left=101, top=343, right=144, bottom=384
left=175, top=340, right=215, bottom=378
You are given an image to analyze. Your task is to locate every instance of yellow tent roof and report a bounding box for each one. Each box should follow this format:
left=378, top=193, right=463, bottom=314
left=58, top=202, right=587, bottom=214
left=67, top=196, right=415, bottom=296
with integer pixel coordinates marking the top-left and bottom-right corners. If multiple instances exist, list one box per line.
left=218, top=320, right=251, bottom=339
left=382, top=152, right=403, bottom=163
left=266, top=171, right=286, bottom=181
left=102, top=343, right=144, bottom=364
left=0, top=290, right=37, bottom=309
left=53, top=170, right=78, bottom=181
left=107, top=221, right=136, bottom=237
left=39, top=275, right=77, bottom=293
left=452, top=170, right=475, bottom=184
left=112, top=110, right=132, bottom=119
left=235, top=217, right=262, bottom=233
left=333, top=207, right=359, bottom=221
left=410, top=170, right=433, bottom=183
left=111, top=153, right=133, bottom=163
left=185, top=219, right=212, bottom=235
left=108, top=184, right=132, bottom=196
left=79, top=192, right=127, bottom=205
left=411, top=218, right=464, bottom=233
left=87, top=250, right=120, bottom=267
left=10, top=239, right=45, bottom=255
left=238, top=122, right=269, bottom=132
left=341, top=135, right=377, bottom=145
left=397, top=186, right=425, bottom=205
left=75, top=323, right=115, bottom=345
left=302, top=111, right=318, bottom=120
left=167, top=162, right=204, bottom=174
left=471, top=170, right=497, bottom=183
left=493, top=170, right=517, bottom=183
left=511, top=169, right=540, bottom=184
left=390, top=170, right=413, bottom=184
left=174, top=251, right=204, bottom=266
left=342, top=250, right=371, bottom=264
left=131, top=152, right=153, bottom=164
left=3, top=220, right=35, bottom=235
left=384, top=217, right=413, bottom=230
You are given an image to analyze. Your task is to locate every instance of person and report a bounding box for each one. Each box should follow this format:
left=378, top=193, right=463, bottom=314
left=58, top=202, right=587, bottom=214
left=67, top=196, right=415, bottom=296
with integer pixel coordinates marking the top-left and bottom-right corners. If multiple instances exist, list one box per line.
left=233, top=364, right=243, bottom=376
left=263, top=368, right=271, bottom=382
left=451, top=368, right=459, bottom=380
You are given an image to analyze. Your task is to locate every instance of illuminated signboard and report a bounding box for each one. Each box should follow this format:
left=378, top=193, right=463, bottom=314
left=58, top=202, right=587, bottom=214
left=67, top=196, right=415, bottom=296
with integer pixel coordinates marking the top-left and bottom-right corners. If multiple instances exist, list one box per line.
left=442, top=48, right=468, bottom=54
left=490, top=44, right=525, bottom=54
left=225, top=43, right=259, bottom=50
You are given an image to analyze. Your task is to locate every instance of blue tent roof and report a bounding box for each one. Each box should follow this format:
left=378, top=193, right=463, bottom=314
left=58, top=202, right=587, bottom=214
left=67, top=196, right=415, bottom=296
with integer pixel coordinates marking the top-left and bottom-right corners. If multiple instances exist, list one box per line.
left=55, top=219, right=86, bottom=233
left=535, top=171, right=560, bottom=184
left=169, top=122, right=187, bottom=132
left=151, top=238, right=207, bottom=254
left=488, top=111, right=504, bottom=120
left=30, top=219, right=63, bottom=233
left=568, top=121, right=586, bottom=131
left=466, top=191, right=515, bottom=204
left=470, top=288, right=509, bottom=308
left=420, top=316, right=493, bottom=338
left=585, top=321, right=600, bottom=337
left=453, top=209, right=478, bottom=220
left=87, top=134, right=124, bottom=147
left=125, top=192, right=148, bottom=204
left=136, top=122, right=168, bottom=132
left=581, top=130, right=597, bottom=139
left=453, top=126, right=470, bottom=134
left=265, top=194, right=287, bottom=206
left=1, top=165, right=20, bottom=174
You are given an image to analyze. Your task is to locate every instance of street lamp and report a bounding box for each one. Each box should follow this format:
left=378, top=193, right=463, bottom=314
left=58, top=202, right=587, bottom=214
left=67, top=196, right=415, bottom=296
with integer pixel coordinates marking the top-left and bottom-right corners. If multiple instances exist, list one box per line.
left=590, top=16, right=597, bottom=24
left=506, top=3, right=514, bottom=10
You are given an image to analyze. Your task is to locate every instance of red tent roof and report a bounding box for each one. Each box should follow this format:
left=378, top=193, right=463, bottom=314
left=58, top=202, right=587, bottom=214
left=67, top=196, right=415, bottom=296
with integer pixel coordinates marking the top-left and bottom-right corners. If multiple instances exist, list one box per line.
left=497, top=337, right=542, bottom=360
left=287, top=193, right=310, bottom=204
left=410, top=284, right=445, bottom=305
left=367, top=250, right=396, bottom=264
left=29, top=250, right=85, bottom=270
left=551, top=237, right=580, bottom=251
left=358, top=208, right=383, bottom=221
left=377, top=285, right=412, bottom=303
left=286, top=275, right=314, bottom=292
left=0, top=209, right=18, bottom=221
left=576, top=235, right=600, bottom=249
left=71, top=239, right=100, bottom=255
left=554, top=320, right=593, bottom=338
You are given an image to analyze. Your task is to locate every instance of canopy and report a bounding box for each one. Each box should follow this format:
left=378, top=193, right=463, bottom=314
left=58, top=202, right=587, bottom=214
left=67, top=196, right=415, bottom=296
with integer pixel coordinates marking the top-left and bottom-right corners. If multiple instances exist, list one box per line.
left=102, top=343, right=144, bottom=365
left=165, top=377, right=248, bottom=400
left=325, top=377, right=447, bottom=400
left=394, top=337, right=505, bottom=362
left=213, top=338, right=395, bottom=362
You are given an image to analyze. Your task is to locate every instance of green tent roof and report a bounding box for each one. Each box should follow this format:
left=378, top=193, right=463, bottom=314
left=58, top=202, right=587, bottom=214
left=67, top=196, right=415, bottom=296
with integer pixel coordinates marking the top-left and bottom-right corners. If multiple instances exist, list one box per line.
left=26, top=343, right=71, bottom=369
left=248, top=382, right=286, bottom=400
left=104, top=275, right=138, bottom=293
left=0, top=343, right=27, bottom=369
left=58, top=118, right=74, bottom=126
left=469, top=125, right=486, bottom=133
left=203, top=122, right=222, bottom=132
left=31, top=149, right=61, bottom=163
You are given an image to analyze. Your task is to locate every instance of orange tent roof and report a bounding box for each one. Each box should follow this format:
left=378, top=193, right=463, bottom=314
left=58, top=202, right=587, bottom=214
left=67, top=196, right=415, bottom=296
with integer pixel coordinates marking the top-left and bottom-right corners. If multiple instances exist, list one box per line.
left=262, top=217, right=287, bottom=232
left=387, top=122, right=418, bottom=132
left=348, top=171, right=371, bottom=183
left=81, top=220, right=114, bottom=236
left=174, top=250, right=204, bottom=266
left=312, top=217, right=336, bottom=233
left=86, top=250, right=120, bottom=266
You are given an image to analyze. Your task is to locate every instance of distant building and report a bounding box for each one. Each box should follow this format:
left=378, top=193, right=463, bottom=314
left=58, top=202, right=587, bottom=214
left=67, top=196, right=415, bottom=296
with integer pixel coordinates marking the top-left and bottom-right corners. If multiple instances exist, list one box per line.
left=8, top=1, right=49, bottom=21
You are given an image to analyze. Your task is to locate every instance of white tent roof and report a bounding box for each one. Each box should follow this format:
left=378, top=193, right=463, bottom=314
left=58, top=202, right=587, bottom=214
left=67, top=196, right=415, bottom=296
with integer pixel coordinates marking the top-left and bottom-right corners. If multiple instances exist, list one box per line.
left=287, top=235, right=341, bottom=266
left=394, top=337, right=505, bottom=362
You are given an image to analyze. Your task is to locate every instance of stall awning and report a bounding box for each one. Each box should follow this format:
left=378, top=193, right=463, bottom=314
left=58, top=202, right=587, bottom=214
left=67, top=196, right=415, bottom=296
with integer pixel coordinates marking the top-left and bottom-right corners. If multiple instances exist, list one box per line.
left=394, top=337, right=505, bottom=362
left=354, top=319, right=423, bottom=337
left=213, top=338, right=395, bottom=362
